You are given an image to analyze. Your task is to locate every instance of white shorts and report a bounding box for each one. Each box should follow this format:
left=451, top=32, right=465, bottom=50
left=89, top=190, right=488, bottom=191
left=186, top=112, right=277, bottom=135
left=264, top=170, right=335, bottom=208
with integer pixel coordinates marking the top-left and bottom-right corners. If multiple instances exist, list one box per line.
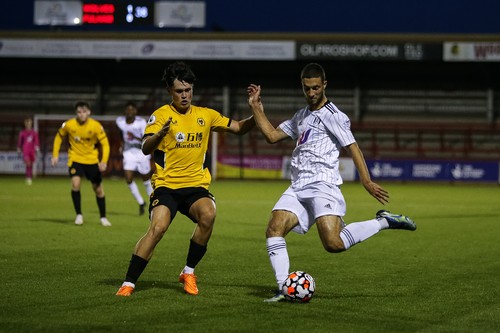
left=272, top=181, right=346, bottom=234
left=123, top=148, right=151, bottom=175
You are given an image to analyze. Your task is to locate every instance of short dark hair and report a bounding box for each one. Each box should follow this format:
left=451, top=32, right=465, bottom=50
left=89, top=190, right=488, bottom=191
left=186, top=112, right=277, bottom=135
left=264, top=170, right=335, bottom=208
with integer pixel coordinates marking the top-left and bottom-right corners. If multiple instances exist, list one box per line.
left=162, top=61, right=196, bottom=89
left=125, top=101, right=137, bottom=109
left=300, top=63, right=326, bottom=82
left=74, top=100, right=91, bottom=110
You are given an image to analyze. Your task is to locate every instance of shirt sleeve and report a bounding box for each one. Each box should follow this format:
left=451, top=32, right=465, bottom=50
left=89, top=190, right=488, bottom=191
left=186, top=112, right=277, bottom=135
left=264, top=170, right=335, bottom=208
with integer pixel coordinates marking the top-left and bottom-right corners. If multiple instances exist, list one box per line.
left=17, top=131, right=23, bottom=149
left=52, top=122, right=66, bottom=158
left=323, top=111, right=355, bottom=147
left=144, top=111, right=163, bottom=136
left=96, top=123, right=110, bottom=164
left=34, top=131, right=40, bottom=150
left=207, top=108, right=231, bottom=130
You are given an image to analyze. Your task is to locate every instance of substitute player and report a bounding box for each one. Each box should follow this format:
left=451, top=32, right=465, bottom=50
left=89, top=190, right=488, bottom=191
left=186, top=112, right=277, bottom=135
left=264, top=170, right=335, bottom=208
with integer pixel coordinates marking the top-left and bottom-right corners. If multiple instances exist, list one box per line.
left=116, top=101, right=153, bottom=215
left=17, top=117, right=39, bottom=185
left=247, top=63, right=417, bottom=302
left=51, top=101, right=112, bottom=227
left=116, top=61, right=255, bottom=297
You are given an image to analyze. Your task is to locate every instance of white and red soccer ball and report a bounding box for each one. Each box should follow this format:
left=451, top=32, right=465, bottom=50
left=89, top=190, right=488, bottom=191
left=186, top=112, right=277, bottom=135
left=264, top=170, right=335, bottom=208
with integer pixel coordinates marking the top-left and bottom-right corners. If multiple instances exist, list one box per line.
left=282, top=271, right=315, bottom=303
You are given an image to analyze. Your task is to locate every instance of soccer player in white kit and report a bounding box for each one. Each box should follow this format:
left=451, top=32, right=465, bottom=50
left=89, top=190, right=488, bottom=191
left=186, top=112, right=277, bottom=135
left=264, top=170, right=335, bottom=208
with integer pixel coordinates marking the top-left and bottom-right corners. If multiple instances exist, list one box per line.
left=247, top=63, right=417, bottom=302
left=116, top=102, right=154, bottom=215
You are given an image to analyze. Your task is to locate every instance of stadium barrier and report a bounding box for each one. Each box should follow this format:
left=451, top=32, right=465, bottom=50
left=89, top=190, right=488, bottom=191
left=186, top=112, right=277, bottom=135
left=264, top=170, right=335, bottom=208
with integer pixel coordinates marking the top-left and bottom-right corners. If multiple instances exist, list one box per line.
left=2, top=114, right=500, bottom=183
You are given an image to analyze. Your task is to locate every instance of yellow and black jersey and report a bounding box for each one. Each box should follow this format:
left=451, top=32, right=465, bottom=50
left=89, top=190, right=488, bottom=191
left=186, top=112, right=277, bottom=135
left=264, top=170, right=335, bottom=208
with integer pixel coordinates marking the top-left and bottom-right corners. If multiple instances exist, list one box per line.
left=145, top=104, right=231, bottom=190
left=52, top=118, right=110, bottom=166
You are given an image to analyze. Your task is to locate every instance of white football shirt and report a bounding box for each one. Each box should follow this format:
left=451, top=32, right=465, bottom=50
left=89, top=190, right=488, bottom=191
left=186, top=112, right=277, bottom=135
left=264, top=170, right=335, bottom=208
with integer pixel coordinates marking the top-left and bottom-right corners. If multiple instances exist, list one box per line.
left=279, top=101, right=355, bottom=188
left=116, top=116, right=148, bottom=151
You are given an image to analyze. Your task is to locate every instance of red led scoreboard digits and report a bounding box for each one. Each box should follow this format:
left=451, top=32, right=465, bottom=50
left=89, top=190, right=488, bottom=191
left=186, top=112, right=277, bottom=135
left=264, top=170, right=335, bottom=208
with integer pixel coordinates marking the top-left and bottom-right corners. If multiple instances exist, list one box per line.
left=82, top=3, right=115, bottom=24
left=82, top=1, right=154, bottom=25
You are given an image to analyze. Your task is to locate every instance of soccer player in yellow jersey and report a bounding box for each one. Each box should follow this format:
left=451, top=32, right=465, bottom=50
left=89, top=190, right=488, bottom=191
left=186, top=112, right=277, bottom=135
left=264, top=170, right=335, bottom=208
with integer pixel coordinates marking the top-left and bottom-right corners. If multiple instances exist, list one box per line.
left=51, top=101, right=112, bottom=227
left=116, top=61, right=255, bottom=297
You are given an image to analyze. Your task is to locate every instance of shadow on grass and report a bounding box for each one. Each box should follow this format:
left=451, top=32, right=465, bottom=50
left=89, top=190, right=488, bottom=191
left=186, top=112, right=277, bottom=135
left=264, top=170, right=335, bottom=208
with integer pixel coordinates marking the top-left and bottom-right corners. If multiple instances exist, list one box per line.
left=29, top=217, right=72, bottom=224
left=106, top=210, right=150, bottom=219
left=244, top=284, right=397, bottom=301
left=29, top=209, right=149, bottom=224
left=100, top=278, right=182, bottom=294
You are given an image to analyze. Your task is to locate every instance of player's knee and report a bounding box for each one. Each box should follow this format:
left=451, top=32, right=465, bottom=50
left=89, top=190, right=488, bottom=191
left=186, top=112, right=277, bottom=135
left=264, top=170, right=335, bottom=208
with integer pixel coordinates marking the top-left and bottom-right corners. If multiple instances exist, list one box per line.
left=322, top=238, right=346, bottom=253
left=197, top=213, right=216, bottom=232
left=191, top=202, right=216, bottom=227
left=149, top=222, right=167, bottom=241
left=265, top=221, right=287, bottom=238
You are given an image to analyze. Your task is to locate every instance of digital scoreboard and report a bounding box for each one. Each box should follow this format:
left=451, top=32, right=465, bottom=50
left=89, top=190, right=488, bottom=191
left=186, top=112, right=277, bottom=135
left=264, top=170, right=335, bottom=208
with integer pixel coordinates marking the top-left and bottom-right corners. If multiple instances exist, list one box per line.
left=34, top=0, right=205, bottom=28
left=82, top=1, right=154, bottom=25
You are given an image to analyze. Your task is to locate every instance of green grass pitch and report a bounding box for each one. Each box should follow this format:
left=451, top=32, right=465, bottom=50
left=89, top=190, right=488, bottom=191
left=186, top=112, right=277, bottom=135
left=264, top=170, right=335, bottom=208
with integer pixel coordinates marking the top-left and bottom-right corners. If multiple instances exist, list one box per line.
left=1, top=176, right=499, bottom=332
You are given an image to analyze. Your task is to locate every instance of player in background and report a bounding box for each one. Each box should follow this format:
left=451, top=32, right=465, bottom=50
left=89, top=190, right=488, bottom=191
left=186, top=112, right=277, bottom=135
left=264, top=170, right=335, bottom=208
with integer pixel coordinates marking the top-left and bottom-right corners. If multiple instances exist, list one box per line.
left=116, top=61, right=255, bottom=297
left=116, top=101, right=154, bottom=215
left=247, top=63, right=417, bottom=302
left=17, top=117, right=39, bottom=185
left=51, top=101, right=112, bottom=227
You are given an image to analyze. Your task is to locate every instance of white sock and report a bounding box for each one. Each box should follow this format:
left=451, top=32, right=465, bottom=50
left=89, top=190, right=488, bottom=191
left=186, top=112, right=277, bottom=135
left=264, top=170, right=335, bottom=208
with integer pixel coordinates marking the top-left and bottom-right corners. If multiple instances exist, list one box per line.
left=182, top=266, right=194, bottom=274
left=339, top=219, right=382, bottom=250
left=143, top=180, right=153, bottom=197
left=128, top=182, right=144, bottom=205
left=378, top=217, right=389, bottom=229
left=266, top=237, right=289, bottom=291
left=121, top=281, right=135, bottom=288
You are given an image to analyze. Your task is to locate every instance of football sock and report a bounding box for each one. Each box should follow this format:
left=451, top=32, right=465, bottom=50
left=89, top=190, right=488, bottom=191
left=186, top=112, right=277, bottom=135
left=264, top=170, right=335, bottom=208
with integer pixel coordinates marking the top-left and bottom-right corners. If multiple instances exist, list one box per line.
left=377, top=217, right=390, bottom=229
left=339, top=219, right=381, bottom=250
left=125, top=254, right=149, bottom=284
left=128, top=182, right=144, bottom=205
left=96, top=196, right=106, bottom=218
left=186, top=239, right=207, bottom=269
left=266, top=237, right=289, bottom=291
left=182, top=266, right=195, bottom=274
left=143, top=180, right=153, bottom=197
left=26, top=165, right=33, bottom=179
left=71, top=190, right=82, bottom=215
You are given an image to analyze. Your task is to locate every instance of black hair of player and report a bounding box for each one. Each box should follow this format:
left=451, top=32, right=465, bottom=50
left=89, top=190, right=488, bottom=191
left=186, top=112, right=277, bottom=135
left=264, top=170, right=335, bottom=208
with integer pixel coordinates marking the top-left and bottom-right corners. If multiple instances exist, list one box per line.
left=74, top=100, right=91, bottom=110
left=162, top=61, right=197, bottom=89
left=125, top=101, right=137, bottom=109
left=300, top=63, right=326, bottom=82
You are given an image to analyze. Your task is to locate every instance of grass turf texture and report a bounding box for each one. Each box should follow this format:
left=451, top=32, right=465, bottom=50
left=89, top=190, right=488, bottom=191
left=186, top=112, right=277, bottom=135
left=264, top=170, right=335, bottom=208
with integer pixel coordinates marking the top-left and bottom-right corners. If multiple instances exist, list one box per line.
left=1, top=176, right=499, bottom=333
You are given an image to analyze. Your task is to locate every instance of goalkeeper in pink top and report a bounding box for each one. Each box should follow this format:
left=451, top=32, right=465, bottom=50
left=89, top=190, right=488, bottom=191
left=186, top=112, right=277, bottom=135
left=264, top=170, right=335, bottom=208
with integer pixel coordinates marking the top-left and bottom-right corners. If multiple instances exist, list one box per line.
left=17, top=117, right=39, bottom=185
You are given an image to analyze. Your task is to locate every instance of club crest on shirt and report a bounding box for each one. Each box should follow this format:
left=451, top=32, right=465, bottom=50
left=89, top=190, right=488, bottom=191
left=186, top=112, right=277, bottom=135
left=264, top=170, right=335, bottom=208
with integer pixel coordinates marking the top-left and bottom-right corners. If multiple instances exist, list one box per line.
left=148, top=115, right=156, bottom=124
left=197, top=118, right=205, bottom=126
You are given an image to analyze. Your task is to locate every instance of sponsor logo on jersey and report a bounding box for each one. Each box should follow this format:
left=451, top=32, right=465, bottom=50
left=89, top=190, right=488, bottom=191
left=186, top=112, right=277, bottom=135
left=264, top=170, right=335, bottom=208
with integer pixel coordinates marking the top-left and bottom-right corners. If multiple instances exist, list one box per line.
left=298, top=128, right=312, bottom=145
left=174, top=131, right=203, bottom=148
left=175, top=132, right=186, bottom=142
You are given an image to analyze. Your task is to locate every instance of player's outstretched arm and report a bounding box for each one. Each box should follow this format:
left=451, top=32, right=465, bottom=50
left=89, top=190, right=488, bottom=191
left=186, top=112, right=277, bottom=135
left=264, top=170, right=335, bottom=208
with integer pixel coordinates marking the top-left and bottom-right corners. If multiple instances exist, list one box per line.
left=247, top=84, right=288, bottom=144
left=345, top=142, right=389, bottom=205
left=51, top=132, right=64, bottom=167
left=142, top=117, right=172, bottom=155
left=226, top=115, right=256, bottom=135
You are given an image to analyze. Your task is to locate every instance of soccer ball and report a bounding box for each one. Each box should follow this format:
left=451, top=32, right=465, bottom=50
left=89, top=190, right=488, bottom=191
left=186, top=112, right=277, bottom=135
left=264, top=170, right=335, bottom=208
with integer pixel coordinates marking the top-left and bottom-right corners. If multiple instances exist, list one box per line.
left=282, top=271, right=315, bottom=303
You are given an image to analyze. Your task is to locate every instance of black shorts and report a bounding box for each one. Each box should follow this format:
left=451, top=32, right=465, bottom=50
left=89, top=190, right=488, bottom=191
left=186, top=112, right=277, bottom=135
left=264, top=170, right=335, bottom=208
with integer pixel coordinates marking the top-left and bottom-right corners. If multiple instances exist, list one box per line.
left=150, top=187, right=215, bottom=223
left=68, top=162, right=102, bottom=185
